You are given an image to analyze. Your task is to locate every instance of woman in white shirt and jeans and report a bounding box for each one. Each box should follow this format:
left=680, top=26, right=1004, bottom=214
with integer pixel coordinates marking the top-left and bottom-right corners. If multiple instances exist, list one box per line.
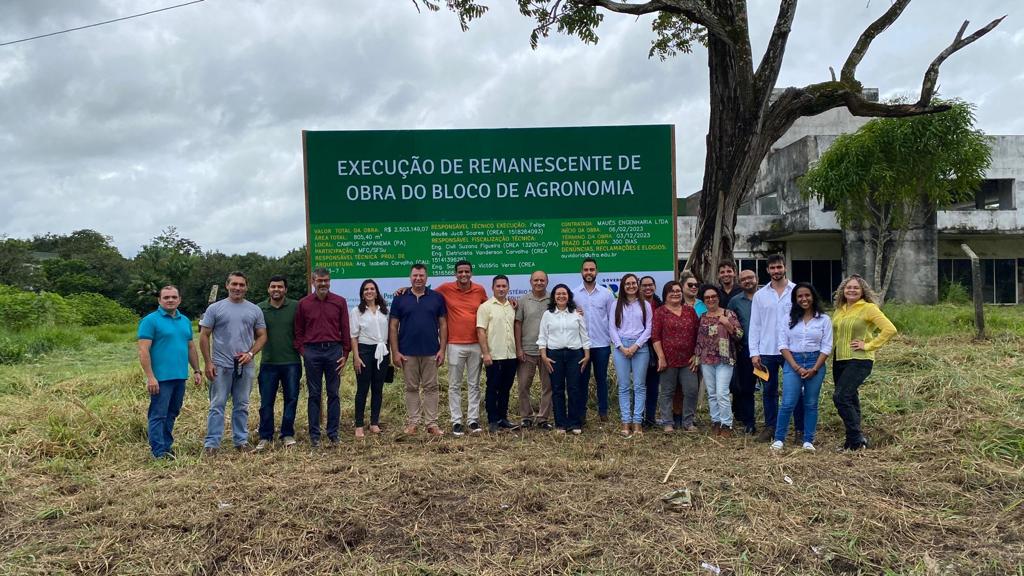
left=349, top=279, right=390, bottom=439
left=538, top=284, right=590, bottom=435
left=773, top=282, right=832, bottom=451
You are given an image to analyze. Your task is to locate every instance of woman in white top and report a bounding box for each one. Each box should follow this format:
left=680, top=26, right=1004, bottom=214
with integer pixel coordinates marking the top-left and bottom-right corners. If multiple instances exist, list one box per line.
left=773, top=282, right=833, bottom=451
left=538, top=284, right=590, bottom=435
left=349, top=279, right=390, bottom=439
left=609, top=273, right=654, bottom=437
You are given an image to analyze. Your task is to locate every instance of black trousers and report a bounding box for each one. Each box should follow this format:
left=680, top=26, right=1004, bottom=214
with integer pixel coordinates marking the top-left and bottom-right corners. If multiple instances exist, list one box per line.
left=832, top=359, right=873, bottom=443
left=355, top=344, right=386, bottom=427
left=732, top=346, right=757, bottom=429
left=485, top=358, right=519, bottom=424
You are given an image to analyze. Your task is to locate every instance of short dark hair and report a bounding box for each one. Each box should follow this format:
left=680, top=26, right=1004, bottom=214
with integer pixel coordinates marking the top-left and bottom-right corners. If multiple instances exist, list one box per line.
left=158, top=285, right=180, bottom=297
left=268, top=275, right=288, bottom=288
left=492, top=274, right=509, bottom=286
left=700, top=284, right=724, bottom=302
left=411, top=263, right=427, bottom=272
left=582, top=257, right=597, bottom=267
left=718, top=260, right=736, bottom=271
left=226, top=271, right=248, bottom=283
left=547, top=284, right=577, bottom=313
left=767, top=254, right=785, bottom=266
left=312, top=267, right=331, bottom=278
left=455, top=260, right=472, bottom=271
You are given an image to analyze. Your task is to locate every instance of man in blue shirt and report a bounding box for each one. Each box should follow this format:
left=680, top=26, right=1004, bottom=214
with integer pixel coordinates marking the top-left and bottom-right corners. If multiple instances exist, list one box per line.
left=137, top=286, right=201, bottom=459
left=389, top=263, right=448, bottom=436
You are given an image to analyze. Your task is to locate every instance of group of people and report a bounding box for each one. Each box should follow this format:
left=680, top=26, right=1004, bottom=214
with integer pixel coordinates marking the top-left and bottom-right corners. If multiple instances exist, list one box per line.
left=137, top=255, right=896, bottom=459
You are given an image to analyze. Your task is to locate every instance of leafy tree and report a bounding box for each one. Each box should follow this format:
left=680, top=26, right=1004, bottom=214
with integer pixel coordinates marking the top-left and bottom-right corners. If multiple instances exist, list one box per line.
left=0, top=237, right=42, bottom=289
left=799, top=99, right=991, bottom=302
left=422, top=0, right=1003, bottom=279
left=30, top=229, right=130, bottom=301
left=129, top=227, right=203, bottom=313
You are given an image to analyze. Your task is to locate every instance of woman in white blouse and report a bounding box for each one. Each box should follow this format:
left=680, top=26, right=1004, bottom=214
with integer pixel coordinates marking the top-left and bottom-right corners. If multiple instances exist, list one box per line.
left=349, top=279, right=390, bottom=439
left=538, top=284, right=590, bottom=435
left=773, top=282, right=832, bottom=452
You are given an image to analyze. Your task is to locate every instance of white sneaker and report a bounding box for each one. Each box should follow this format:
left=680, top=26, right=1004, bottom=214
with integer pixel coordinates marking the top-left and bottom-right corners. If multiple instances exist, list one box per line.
left=770, top=440, right=783, bottom=451
left=282, top=436, right=296, bottom=447
left=254, top=439, right=269, bottom=452
left=802, top=442, right=815, bottom=451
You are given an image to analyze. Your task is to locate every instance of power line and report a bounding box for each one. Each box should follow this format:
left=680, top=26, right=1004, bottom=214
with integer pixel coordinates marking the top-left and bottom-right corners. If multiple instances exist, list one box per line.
left=1, top=0, right=206, bottom=47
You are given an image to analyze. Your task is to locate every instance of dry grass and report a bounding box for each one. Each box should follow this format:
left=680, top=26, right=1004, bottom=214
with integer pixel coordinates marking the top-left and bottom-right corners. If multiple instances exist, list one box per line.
left=0, top=318, right=1022, bottom=575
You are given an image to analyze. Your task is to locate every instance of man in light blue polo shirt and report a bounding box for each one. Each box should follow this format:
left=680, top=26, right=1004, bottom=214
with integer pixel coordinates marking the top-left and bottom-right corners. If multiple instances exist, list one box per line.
left=574, top=257, right=616, bottom=424
left=137, top=285, right=201, bottom=459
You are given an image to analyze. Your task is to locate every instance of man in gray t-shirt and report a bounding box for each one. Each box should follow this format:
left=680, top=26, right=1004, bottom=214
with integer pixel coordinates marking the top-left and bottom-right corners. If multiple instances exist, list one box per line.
left=514, top=270, right=553, bottom=429
left=199, top=271, right=267, bottom=454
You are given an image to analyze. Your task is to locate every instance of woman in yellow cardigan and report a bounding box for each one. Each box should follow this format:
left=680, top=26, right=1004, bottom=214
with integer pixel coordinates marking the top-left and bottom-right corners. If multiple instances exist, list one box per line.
left=831, top=275, right=897, bottom=451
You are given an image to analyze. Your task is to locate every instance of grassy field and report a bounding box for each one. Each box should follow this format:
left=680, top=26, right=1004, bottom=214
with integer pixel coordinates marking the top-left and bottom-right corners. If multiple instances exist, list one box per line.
left=0, top=306, right=1022, bottom=575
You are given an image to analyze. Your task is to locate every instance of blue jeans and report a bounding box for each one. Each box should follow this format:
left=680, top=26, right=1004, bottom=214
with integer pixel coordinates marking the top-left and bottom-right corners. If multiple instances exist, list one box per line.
left=204, top=363, right=255, bottom=448
left=148, top=378, right=186, bottom=457
left=776, top=352, right=826, bottom=443
left=701, top=363, right=734, bottom=427
left=580, top=345, right=611, bottom=421
left=549, top=348, right=585, bottom=430
left=303, top=342, right=343, bottom=442
left=257, top=363, right=301, bottom=440
left=760, top=354, right=803, bottom=432
left=613, top=338, right=649, bottom=424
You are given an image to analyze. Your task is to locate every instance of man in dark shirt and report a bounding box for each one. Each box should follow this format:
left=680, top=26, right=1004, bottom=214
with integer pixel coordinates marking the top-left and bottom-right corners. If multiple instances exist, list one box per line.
left=255, top=275, right=302, bottom=450
left=293, top=267, right=350, bottom=447
left=389, top=263, right=448, bottom=436
left=728, top=268, right=758, bottom=435
left=718, top=260, right=743, bottom=308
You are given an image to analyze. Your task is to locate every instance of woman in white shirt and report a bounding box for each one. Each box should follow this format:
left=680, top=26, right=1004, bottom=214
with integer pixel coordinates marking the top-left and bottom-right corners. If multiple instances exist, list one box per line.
left=773, top=282, right=832, bottom=452
left=349, top=279, right=390, bottom=439
left=538, top=284, right=590, bottom=435
left=609, top=274, right=654, bottom=437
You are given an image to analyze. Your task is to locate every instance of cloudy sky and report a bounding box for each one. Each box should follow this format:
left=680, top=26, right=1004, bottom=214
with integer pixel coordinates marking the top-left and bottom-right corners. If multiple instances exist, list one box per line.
left=1, top=0, right=1019, bottom=257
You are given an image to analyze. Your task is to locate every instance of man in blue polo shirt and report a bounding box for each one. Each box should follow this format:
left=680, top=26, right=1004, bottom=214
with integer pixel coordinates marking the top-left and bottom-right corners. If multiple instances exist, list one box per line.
left=137, top=285, right=201, bottom=459
left=389, top=263, right=448, bottom=436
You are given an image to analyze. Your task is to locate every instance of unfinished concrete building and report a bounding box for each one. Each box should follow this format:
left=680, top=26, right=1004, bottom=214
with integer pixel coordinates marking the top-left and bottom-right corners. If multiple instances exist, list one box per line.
left=678, top=89, right=1024, bottom=304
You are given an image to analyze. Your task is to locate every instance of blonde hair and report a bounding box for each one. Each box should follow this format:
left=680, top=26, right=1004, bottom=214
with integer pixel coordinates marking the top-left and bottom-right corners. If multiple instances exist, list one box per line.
left=833, top=275, right=878, bottom=309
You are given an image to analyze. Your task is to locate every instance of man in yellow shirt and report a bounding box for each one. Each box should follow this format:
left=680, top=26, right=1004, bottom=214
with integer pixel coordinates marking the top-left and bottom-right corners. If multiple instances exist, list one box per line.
left=477, top=275, right=520, bottom=433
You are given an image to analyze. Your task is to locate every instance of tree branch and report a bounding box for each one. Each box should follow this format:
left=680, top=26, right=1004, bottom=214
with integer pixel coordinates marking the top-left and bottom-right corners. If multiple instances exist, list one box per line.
left=754, top=0, right=798, bottom=101
left=917, top=15, right=1007, bottom=105
left=840, top=0, right=910, bottom=85
left=589, top=0, right=669, bottom=16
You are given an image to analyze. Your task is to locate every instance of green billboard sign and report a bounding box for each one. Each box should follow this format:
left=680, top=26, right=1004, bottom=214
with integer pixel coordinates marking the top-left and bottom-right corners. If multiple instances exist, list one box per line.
left=303, top=125, right=677, bottom=299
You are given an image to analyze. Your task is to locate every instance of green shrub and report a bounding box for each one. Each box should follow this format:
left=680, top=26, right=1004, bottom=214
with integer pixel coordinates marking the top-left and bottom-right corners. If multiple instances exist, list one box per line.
left=0, top=335, right=27, bottom=364
left=0, top=287, right=81, bottom=330
left=939, top=281, right=971, bottom=304
left=20, top=328, right=85, bottom=356
left=65, top=293, right=137, bottom=326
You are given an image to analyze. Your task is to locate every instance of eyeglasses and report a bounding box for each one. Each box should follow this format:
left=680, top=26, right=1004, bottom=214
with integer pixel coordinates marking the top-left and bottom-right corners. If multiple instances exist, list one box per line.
left=684, top=282, right=698, bottom=288
left=704, top=294, right=719, bottom=300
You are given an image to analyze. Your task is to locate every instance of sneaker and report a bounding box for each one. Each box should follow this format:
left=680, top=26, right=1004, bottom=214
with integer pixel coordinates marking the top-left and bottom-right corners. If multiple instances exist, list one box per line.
left=520, top=418, right=533, bottom=428
left=538, top=422, right=553, bottom=431
left=599, top=414, right=609, bottom=423
left=283, top=436, right=297, bottom=447
left=488, top=423, right=499, bottom=434
left=743, top=424, right=757, bottom=435
left=452, top=423, right=465, bottom=437
left=327, top=437, right=340, bottom=448
left=555, top=428, right=567, bottom=435
left=571, top=428, right=582, bottom=435
left=254, top=439, right=270, bottom=452
left=755, top=428, right=774, bottom=443
left=310, top=438, right=321, bottom=448
left=770, top=440, right=783, bottom=451
left=235, top=444, right=250, bottom=453
left=802, top=442, right=815, bottom=451
left=498, top=420, right=521, bottom=430
left=468, top=421, right=482, bottom=434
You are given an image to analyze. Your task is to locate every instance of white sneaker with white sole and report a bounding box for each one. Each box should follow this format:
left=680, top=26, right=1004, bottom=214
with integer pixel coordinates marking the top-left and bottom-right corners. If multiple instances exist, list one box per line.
left=802, top=442, right=815, bottom=451
left=770, top=440, right=783, bottom=451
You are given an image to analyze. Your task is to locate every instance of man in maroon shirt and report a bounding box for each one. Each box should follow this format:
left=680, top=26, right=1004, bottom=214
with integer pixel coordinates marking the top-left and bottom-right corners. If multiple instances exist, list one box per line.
left=293, top=267, right=350, bottom=447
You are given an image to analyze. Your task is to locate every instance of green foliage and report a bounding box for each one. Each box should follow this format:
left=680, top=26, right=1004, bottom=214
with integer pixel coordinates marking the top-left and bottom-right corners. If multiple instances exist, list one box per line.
left=65, top=293, right=138, bottom=326
left=939, top=281, right=971, bottom=304
left=0, top=285, right=80, bottom=331
left=649, top=13, right=707, bottom=60
left=883, top=303, right=1024, bottom=338
left=20, top=327, right=85, bottom=356
left=800, top=99, right=992, bottom=230
left=0, top=237, right=42, bottom=289
left=0, top=335, right=27, bottom=364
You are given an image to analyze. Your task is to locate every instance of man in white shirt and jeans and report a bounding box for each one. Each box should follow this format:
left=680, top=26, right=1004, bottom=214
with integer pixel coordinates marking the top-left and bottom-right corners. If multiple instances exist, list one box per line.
left=747, top=254, right=803, bottom=443
left=574, top=257, right=615, bottom=424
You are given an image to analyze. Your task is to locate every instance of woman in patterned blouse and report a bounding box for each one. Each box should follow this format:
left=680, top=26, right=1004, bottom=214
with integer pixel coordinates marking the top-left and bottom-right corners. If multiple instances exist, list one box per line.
left=651, top=281, right=700, bottom=433
left=693, top=285, right=744, bottom=436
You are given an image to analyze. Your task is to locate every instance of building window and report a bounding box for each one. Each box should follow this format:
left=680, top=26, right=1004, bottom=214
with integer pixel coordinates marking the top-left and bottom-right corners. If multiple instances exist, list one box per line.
left=945, top=179, right=1015, bottom=211
left=737, top=258, right=769, bottom=286
left=938, top=258, right=1019, bottom=304
left=791, top=260, right=843, bottom=301
left=757, top=193, right=780, bottom=215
